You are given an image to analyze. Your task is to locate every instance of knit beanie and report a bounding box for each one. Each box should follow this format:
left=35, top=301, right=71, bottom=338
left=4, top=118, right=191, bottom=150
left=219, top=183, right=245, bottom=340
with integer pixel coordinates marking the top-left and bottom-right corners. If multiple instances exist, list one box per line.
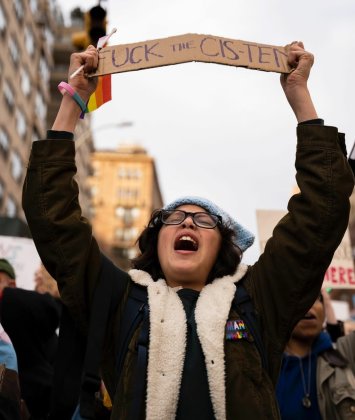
left=163, top=196, right=255, bottom=252
left=0, top=259, right=16, bottom=279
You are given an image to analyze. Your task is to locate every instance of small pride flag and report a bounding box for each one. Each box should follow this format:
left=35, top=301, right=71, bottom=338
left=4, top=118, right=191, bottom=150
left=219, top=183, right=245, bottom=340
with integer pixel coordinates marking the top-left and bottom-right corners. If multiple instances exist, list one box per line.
left=86, top=29, right=117, bottom=113
left=87, top=74, right=111, bottom=112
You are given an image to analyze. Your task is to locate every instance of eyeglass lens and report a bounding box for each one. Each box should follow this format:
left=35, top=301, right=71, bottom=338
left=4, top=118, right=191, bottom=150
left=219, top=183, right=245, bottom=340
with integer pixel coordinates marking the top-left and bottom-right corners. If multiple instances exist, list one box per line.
left=161, top=210, right=218, bottom=228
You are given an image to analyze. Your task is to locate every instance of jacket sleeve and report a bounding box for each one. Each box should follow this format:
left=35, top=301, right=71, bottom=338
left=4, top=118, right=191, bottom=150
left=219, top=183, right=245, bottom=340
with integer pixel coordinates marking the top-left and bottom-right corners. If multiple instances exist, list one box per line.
left=248, top=125, right=354, bottom=354
left=22, top=138, right=103, bottom=331
left=336, top=332, right=355, bottom=371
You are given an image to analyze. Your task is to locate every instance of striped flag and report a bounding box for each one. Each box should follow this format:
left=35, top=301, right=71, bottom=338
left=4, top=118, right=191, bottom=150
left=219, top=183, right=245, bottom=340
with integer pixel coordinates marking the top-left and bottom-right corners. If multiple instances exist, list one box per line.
left=87, top=74, right=111, bottom=112
left=86, top=31, right=115, bottom=113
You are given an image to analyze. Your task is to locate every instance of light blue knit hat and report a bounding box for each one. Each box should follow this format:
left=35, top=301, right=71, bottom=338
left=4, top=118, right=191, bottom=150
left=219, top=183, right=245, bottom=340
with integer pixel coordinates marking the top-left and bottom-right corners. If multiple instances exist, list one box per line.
left=163, top=196, right=255, bottom=253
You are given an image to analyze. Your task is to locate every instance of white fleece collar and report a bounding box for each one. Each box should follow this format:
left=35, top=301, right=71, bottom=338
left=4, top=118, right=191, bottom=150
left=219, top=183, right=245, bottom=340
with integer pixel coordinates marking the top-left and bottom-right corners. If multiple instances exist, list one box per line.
left=129, top=263, right=248, bottom=420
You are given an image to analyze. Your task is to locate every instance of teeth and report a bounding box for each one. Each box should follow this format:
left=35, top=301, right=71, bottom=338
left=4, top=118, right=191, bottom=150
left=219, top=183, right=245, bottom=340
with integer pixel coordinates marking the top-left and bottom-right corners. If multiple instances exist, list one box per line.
left=180, top=236, right=196, bottom=243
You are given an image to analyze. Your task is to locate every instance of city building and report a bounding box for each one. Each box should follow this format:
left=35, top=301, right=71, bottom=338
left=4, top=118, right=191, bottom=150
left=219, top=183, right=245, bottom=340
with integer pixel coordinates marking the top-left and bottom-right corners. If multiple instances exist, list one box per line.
left=0, top=0, right=58, bottom=219
left=0, top=1, right=94, bottom=222
left=88, top=144, right=163, bottom=269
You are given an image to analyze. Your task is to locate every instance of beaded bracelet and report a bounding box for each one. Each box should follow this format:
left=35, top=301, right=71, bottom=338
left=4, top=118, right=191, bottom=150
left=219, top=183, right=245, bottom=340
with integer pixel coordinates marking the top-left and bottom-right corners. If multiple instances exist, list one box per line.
left=58, top=81, right=88, bottom=117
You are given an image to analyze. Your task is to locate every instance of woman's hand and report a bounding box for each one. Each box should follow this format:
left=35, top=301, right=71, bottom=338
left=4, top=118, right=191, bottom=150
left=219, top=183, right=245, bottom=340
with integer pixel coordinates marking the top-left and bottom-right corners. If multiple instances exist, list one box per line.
left=280, top=42, right=318, bottom=122
left=68, top=45, right=99, bottom=103
left=52, top=45, right=99, bottom=132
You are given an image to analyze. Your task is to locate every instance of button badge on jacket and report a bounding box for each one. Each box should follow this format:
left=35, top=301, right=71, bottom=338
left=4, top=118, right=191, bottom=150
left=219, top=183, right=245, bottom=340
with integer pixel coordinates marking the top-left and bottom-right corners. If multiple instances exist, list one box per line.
left=225, top=319, right=250, bottom=341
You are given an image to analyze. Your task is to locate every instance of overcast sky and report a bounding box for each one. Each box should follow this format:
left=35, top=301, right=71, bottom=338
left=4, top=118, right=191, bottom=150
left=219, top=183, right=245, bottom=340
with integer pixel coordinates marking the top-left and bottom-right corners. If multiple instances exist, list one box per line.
left=60, top=0, right=355, bottom=263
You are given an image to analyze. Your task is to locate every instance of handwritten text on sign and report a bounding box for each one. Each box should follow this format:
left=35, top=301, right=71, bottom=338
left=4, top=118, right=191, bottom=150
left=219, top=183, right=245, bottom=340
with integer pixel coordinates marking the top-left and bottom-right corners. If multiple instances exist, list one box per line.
left=92, top=34, right=291, bottom=77
left=324, top=238, right=355, bottom=287
left=256, top=210, right=355, bottom=289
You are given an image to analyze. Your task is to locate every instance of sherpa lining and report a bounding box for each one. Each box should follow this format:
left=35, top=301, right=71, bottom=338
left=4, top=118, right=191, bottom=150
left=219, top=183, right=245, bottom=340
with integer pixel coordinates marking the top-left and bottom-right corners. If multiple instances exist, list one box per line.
left=129, top=263, right=248, bottom=420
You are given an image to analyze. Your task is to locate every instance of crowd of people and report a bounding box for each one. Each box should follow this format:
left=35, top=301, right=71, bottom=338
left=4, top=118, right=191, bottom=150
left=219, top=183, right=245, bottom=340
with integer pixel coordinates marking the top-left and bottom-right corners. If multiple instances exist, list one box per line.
left=1, top=40, right=355, bottom=419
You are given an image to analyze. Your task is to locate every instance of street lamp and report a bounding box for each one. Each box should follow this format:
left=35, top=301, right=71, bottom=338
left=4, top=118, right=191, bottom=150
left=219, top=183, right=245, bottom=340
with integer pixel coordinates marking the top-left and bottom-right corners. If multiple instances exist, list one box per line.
left=75, top=121, right=134, bottom=149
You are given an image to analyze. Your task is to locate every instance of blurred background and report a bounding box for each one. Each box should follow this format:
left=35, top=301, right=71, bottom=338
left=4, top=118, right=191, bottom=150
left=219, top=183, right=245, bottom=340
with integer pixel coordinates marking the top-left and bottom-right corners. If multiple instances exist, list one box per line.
left=1, top=0, right=355, bottom=329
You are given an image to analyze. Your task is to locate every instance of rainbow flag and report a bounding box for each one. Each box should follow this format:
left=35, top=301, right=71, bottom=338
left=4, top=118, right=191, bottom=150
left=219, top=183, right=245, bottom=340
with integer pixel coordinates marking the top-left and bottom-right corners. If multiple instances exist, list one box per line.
left=86, top=32, right=114, bottom=113
left=87, top=74, right=112, bottom=112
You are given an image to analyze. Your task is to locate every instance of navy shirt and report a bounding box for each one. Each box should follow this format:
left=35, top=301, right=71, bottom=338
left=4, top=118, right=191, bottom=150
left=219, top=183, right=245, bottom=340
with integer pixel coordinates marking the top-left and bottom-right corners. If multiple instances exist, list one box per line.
left=175, top=288, right=215, bottom=420
left=276, top=331, right=333, bottom=420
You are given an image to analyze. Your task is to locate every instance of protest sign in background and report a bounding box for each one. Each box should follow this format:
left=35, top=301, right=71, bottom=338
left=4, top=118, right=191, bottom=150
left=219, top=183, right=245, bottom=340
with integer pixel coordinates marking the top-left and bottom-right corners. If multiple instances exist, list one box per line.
left=256, top=209, right=355, bottom=289
left=0, top=236, right=40, bottom=290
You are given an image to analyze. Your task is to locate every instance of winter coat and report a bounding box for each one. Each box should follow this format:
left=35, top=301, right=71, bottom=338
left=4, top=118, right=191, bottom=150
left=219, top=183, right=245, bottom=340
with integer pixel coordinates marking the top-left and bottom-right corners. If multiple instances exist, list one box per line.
left=0, top=288, right=61, bottom=418
left=317, top=332, right=355, bottom=419
left=22, top=124, right=354, bottom=419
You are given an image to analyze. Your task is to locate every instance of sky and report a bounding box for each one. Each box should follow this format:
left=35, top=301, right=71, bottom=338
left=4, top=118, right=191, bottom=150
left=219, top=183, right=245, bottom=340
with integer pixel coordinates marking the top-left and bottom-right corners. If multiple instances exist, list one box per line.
left=60, top=0, right=355, bottom=264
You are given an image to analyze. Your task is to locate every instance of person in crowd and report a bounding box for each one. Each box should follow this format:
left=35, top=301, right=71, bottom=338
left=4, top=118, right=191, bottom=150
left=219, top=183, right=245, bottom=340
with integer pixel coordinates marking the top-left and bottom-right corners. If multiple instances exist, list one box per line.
left=22, top=41, right=354, bottom=419
left=276, top=290, right=355, bottom=419
left=0, top=258, right=16, bottom=291
left=0, top=259, right=61, bottom=420
left=0, top=321, right=29, bottom=420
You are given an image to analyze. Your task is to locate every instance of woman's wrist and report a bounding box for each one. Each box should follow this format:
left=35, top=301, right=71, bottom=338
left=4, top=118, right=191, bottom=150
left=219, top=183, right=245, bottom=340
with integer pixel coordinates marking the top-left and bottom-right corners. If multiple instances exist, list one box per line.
left=287, top=88, right=318, bottom=123
left=51, top=95, right=83, bottom=133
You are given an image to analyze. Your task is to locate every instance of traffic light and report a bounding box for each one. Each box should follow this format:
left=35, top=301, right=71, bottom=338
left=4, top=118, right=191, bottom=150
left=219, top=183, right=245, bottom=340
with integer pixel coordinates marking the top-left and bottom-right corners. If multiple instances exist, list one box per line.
left=72, top=31, right=90, bottom=51
left=71, top=5, right=107, bottom=50
left=85, top=5, right=107, bottom=47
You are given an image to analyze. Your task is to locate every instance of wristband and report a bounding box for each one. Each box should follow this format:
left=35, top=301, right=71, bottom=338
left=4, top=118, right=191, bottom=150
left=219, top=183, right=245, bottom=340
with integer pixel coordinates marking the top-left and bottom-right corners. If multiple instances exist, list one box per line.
left=58, top=82, right=88, bottom=116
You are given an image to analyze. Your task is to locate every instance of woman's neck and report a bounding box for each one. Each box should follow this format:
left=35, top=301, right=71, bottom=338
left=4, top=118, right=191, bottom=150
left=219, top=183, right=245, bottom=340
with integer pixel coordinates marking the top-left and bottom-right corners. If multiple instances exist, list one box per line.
left=285, top=338, right=313, bottom=357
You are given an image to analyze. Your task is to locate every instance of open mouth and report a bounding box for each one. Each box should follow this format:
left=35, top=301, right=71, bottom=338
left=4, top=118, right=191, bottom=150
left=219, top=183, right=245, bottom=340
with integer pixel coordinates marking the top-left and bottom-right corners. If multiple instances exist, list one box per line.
left=302, top=312, right=316, bottom=320
left=174, top=235, right=198, bottom=251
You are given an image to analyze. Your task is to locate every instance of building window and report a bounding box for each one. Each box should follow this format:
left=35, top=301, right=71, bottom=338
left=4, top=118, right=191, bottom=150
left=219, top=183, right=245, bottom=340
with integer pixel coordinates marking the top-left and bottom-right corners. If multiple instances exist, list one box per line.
left=10, top=151, right=22, bottom=182
left=15, top=109, right=27, bottom=140
left=134, top=168, right=142, bottom=179
left=91, top=185, right=98, bottom=197
left=115, top=206, right=125, bottom=218
left=117, top=188, right=139, bottom=201
left=35, top=90, right=47, bottom=121
left=0, top=2, right=6, bottom=36
left=118, top=167, right=143, bottom=179
left=118, top=167, right=126, bottom=178
left=39, top=55, right=50, bottom=85
left=0, top=127, right=10, bottom=157
left=29, top=0, right=38, bottom=14
left=13, top=0, right=24, bottom=21
left=44, top=27, right=54, bottom=51
left=126, top=227, right=138, bottom=241
left=115, top=206, right=140, bottom=224
left=20, top=67, right=31, bottom=97
left=4, top=81, right=15, bottom=113
left=8, top=35, right=20, bottom=64
left=131, top=207, right=140, bottom=219
left=125, top=248, right=138, bottom=259
left=6, top=196, right=17, bottom=217
left=24, top=26, right=35, bottom=57
left=115, top=227, right=138, bottom=242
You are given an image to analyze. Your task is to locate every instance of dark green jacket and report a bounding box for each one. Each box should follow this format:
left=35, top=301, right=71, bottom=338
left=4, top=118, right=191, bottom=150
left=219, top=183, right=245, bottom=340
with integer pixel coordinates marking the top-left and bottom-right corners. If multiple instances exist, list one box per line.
left=22, top=125, right=354, bottom=419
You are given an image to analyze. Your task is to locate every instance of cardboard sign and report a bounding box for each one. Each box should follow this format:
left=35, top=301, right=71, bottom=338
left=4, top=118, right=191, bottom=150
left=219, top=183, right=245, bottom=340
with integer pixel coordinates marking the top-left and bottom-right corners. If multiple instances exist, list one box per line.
left=92, top=34, right=291, bottom=77
left=0, top=236, right=40, bottom=290
left=256, top=210, right=355, bottom=289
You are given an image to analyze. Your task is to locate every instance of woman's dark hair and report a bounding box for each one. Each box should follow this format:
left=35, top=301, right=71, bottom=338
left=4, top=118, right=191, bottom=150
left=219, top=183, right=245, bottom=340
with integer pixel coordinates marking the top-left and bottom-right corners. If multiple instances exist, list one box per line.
left=131, top=209, right=241, bottom=282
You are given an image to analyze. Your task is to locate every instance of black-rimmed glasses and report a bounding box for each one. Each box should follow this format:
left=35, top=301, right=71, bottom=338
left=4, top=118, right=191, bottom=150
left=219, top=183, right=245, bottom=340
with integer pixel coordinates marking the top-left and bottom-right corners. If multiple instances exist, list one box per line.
left=159, top=209, right=222, bottom=229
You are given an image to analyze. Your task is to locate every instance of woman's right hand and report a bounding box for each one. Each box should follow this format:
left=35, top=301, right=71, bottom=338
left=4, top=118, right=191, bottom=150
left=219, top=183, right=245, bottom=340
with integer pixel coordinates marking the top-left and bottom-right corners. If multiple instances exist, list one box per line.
left=51, top=45, right=99, bottom=132
left=280, top=42, right=318, bottom=123
left=68, top=45, right=99, bottom=103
